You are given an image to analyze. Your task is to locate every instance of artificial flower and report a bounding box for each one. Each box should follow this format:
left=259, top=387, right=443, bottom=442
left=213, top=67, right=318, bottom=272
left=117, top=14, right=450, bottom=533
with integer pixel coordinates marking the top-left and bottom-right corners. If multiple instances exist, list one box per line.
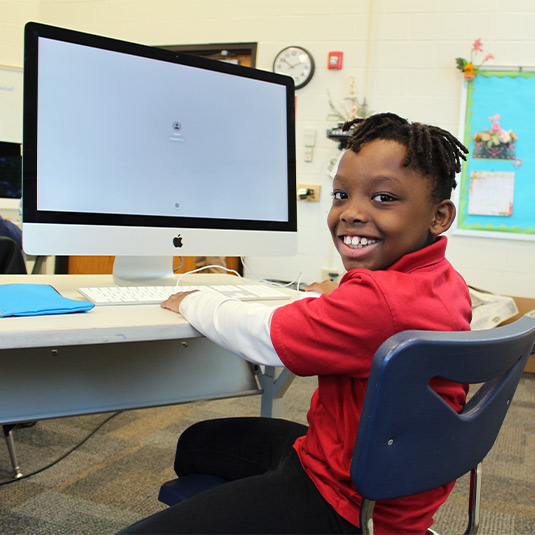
left=472, top=115, right=518, bottom=147
left=455, top=39, right=494, bottom=81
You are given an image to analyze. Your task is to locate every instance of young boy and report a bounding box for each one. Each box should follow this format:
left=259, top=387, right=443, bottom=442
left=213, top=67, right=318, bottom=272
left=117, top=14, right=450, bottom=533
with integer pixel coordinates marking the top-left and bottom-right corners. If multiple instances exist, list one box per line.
left=121, top=113, right=472, bottom=534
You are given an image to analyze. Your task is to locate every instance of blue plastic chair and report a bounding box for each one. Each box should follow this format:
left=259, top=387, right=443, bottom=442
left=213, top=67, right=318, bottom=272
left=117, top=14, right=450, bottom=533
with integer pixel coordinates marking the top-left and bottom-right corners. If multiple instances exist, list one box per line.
left=352, top=316, right=535, bottom=535
left=158, top=317, right=535, bottom=534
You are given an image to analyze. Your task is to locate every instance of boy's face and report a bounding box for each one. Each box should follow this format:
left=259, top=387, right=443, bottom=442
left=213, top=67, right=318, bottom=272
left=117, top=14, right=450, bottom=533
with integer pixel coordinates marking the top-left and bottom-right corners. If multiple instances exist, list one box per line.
left=328, top=139, right=450, bottom=272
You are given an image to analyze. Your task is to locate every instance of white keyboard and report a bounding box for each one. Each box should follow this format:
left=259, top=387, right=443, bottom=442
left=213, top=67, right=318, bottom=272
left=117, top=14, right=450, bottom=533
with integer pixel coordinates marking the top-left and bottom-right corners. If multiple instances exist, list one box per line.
left=78, top=283, right=291, bottom=306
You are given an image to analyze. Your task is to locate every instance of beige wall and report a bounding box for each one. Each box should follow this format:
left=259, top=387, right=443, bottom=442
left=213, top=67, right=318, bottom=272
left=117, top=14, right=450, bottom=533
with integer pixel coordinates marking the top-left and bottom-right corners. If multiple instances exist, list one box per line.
left=2, top=0, right=534, bottom=296
left=1, top=1, right=38, bottom=66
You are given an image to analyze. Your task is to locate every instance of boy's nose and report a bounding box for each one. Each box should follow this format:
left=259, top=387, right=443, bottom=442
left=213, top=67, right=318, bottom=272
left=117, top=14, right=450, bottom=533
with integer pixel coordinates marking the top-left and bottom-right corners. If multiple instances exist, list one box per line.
left=340, top=201, right=369, bottom=223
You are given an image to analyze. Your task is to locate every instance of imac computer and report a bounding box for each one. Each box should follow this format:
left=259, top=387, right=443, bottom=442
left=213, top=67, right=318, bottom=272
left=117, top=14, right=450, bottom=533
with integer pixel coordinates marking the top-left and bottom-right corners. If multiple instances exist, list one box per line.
left=22, top=22, right=296, bottom=284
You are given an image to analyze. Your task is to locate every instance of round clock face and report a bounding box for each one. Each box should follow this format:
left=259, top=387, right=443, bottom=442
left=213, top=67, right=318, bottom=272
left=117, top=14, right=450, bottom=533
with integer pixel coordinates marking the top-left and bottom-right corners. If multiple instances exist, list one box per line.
left=273, top=46, right=315, bottom=89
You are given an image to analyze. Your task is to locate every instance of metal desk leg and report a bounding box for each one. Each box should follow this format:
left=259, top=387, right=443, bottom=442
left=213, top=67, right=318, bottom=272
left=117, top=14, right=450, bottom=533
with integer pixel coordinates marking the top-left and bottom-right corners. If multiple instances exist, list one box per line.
left=3, top=425, right=23, bottom=478
left=256, top=366, right=295, bottom=418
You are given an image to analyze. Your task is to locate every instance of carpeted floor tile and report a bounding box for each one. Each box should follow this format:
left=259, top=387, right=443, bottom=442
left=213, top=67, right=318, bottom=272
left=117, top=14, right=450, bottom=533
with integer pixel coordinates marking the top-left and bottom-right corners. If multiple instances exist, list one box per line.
left=0, top=374, right=533, bottom=534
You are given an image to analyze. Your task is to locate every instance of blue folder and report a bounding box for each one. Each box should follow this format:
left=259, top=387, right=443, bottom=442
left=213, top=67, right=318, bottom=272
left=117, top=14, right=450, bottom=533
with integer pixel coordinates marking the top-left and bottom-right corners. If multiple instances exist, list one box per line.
left=0, top=283, right=94, bottom=317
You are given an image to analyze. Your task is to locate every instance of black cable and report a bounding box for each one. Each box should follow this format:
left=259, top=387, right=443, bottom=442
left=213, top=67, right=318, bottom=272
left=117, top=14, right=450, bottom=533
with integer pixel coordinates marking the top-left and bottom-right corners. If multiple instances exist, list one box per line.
left=0, top=411, right=122, bottom=487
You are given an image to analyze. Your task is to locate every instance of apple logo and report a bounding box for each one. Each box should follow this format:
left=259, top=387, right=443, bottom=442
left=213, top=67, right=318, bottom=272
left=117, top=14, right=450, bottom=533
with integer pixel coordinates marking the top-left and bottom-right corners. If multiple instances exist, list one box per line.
left=173, top=234, right=183, bottom=248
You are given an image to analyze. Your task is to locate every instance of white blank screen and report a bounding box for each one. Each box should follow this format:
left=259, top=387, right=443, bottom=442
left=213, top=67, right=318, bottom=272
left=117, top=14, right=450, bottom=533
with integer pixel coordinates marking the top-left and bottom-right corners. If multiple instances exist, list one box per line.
left=36, top=38, right=289, bottom=222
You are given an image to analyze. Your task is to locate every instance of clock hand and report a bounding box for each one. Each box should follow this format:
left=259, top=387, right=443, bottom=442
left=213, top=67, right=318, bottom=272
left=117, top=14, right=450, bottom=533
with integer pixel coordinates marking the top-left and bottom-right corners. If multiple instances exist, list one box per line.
left=282, top=57, right=296, bottom=69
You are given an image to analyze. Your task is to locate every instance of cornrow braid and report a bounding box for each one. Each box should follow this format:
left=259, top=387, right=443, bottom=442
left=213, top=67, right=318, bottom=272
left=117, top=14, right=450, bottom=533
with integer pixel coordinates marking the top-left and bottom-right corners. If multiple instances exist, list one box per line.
left=342, top=113, right=468, bottom=201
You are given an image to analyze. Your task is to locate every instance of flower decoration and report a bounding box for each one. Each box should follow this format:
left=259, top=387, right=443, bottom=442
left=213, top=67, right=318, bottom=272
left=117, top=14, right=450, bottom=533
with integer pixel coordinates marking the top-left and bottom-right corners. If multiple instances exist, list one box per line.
left=472, top=114, right=518, bottom=160
left=456, top=38, right=494, bottom=81
left=327, top=75, right=369, bottom=122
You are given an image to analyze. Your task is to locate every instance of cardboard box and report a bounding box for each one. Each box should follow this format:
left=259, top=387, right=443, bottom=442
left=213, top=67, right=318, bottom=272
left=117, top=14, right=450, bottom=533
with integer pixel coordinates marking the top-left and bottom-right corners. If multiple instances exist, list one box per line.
left=499, top=296, right=535, bottom=373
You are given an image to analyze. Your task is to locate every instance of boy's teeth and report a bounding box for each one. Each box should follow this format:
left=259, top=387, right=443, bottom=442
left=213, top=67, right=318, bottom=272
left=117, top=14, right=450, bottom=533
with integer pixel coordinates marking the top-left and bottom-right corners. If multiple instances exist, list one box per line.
left=343, top=236, right=377, bottom=248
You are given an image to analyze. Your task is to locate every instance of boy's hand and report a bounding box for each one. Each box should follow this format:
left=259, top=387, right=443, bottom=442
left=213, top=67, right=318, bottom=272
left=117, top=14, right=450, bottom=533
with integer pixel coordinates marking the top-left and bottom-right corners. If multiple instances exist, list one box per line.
left=161, top=290, right=199, bottom=313
left=305, top=280, right=339, bottom=295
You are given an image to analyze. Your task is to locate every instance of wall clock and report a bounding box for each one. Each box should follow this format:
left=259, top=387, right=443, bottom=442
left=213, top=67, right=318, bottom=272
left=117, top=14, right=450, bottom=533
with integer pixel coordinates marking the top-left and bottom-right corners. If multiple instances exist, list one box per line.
left=273, top=46, right=315, bottom=89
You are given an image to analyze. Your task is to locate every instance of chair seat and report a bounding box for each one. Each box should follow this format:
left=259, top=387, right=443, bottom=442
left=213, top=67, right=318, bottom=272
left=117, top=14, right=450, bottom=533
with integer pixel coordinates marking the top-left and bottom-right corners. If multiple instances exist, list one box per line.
left=158, top=474, right=229, bottom=506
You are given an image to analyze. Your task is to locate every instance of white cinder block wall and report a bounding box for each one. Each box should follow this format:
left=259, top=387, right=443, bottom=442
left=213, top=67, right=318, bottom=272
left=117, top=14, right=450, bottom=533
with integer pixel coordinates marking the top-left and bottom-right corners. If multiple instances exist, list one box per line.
left=1, top=0, right=534, bottom=297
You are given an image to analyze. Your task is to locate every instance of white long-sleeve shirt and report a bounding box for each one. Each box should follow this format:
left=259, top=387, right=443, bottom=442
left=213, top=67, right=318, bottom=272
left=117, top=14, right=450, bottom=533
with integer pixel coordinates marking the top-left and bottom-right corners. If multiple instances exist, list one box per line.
left=179, top=291, right=285, bottom=367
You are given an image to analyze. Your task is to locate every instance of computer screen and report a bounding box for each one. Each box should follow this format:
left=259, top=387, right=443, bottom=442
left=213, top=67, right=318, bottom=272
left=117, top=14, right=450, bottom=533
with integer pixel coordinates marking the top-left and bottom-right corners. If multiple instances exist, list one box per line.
left=23, top=22, right=296, bottom=283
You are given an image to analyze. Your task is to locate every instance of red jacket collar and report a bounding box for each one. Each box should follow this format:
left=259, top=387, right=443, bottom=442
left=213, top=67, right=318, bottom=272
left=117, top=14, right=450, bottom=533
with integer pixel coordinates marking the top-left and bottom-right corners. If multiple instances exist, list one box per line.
left=387, top=236, right=447, bottom=273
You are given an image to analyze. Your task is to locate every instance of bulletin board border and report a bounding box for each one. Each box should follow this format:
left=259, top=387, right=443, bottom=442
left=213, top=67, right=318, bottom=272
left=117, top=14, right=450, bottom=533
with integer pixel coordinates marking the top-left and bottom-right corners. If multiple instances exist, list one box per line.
left=453, top=66, right=535, bottom=241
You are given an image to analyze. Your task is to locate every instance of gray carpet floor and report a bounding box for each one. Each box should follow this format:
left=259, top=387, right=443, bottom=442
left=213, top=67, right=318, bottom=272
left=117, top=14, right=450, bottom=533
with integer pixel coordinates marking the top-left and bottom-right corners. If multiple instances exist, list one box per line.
left=1, top=373, right=534, bottom=534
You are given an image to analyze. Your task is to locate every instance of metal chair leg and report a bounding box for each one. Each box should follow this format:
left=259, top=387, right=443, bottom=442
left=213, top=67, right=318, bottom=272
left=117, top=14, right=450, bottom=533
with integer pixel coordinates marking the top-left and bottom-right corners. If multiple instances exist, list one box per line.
left=464, top=464, right=482, bottom=535
left=359, top=498, right=376, bottom=535
left=3, top=425, right=23, bottom=478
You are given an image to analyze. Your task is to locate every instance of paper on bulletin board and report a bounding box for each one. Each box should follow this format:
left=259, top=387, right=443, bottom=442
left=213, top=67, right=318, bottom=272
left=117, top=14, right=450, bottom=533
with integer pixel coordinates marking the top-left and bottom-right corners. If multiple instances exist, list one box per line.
left=0, top=65, right=23, bottom=143
left=468, top=170, right=514, bottom=216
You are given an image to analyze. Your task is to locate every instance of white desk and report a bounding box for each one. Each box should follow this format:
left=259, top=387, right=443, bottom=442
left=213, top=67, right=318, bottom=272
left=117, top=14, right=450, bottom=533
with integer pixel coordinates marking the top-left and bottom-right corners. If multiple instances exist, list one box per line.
left=0, top=273, right=296, bottom=426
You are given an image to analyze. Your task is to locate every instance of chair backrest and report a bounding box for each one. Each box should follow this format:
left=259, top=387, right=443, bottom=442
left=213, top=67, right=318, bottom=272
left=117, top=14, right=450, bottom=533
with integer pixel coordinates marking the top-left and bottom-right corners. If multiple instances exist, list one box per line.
left=351, top=316, right=535, bottom=502
left=0, top=236, right=27, bottom=274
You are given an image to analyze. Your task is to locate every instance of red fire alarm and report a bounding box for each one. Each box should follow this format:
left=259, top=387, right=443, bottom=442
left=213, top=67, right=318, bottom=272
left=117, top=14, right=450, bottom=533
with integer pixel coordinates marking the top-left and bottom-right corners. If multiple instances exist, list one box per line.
left=328, top=51, right=343, bottom=70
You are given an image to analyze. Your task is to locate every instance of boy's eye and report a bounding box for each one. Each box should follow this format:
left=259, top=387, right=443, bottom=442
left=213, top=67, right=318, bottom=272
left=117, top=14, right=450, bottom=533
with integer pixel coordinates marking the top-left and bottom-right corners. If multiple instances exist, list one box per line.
left=372, top=193, right=397, bottom=203
left=331, top=191, right=348, bottom=201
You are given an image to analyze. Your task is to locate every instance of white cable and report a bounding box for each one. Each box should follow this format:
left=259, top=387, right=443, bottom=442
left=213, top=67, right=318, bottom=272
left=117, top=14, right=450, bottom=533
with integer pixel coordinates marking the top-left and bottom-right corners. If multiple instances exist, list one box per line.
left=175, top=260, right=305, bottom=292
left=175, top=264, right=242, bottom=287
left=240, top=256, right=305, bottom=291
left=172, top=256, right=184, bottom=273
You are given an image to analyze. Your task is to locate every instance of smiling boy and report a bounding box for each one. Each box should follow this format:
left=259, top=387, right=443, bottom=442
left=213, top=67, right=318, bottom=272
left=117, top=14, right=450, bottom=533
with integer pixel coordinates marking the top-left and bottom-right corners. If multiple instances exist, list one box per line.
left=328, top=140, right=452, bottom=272
left=121, top=113, right=472, bottom=535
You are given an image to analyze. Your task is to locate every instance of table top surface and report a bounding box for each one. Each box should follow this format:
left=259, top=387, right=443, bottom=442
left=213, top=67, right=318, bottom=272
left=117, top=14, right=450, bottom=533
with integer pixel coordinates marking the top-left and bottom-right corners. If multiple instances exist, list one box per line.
left=0, top=273, right=298, bottom=349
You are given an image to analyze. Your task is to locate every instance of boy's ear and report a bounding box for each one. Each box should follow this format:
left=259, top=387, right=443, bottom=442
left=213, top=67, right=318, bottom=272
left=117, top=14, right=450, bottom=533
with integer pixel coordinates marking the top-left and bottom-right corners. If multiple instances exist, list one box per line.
left=430, top=199, right=456, bottom=235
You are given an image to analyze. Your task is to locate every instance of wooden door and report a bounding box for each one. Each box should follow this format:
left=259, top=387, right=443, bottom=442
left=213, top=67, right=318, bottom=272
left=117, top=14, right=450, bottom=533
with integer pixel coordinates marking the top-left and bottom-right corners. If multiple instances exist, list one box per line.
left=68, top=255, right=240, bottom=275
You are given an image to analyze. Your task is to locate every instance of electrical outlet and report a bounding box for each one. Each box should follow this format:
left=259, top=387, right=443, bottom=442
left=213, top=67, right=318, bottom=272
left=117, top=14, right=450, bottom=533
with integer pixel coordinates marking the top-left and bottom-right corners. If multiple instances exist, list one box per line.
left=297, top=184, right=321, bottom=202
left=321, top=268, right=340, bottom=281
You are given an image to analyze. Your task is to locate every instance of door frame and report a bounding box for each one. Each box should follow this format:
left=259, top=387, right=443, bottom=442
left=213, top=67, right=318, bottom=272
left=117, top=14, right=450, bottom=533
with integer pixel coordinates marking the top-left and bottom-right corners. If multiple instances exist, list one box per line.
left=159, top=42, right=257, bottom=67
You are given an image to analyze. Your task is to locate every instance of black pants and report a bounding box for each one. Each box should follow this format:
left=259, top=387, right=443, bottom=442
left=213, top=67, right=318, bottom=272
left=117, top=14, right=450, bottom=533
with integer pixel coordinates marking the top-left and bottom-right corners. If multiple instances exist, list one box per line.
left=120, top=417, right=360, bottom=534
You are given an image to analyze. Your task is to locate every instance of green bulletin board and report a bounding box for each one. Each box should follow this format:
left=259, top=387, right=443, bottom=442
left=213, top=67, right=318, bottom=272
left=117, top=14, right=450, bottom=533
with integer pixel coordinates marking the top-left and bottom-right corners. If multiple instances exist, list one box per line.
left=455, top=67, right=535, bottom=240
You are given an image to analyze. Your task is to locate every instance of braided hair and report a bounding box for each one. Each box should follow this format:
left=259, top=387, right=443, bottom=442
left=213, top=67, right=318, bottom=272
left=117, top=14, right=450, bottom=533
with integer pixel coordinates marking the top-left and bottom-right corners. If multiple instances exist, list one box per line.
left=342, top=113, right=468, bottom=201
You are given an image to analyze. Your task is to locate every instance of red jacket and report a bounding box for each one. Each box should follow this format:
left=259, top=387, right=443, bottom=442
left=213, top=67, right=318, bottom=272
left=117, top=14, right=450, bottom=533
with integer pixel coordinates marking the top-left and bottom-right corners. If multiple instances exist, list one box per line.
left=271, top=237, right=472, bottom=534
